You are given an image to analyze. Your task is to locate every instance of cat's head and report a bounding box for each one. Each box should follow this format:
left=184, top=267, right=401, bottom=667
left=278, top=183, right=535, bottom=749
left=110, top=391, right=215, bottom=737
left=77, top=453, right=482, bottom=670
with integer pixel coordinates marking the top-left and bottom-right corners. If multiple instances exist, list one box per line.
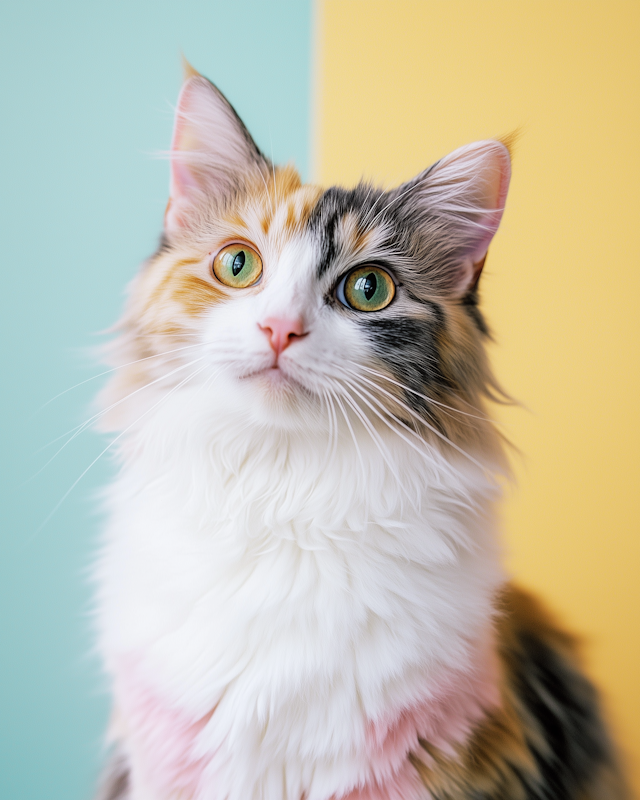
left=105, top=68, right=510, bottom=454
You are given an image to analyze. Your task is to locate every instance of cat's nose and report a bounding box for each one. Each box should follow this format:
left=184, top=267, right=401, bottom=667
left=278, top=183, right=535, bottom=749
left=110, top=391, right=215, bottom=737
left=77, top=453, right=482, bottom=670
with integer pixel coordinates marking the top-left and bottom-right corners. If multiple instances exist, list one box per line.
left=259, top=317, right=307, bottom=356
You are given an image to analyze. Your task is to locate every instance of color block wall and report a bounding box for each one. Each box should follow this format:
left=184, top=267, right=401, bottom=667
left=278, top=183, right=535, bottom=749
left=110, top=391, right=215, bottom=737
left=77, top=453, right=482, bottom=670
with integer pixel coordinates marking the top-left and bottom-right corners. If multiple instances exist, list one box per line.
left=315, top=0, right=640, bottom=791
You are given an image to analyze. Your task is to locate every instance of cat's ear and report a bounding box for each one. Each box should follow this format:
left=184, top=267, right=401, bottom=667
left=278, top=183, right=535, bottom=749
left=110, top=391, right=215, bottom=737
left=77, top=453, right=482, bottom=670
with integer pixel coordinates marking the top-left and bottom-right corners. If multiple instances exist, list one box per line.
left=165, top=65, right=269, bottom=232
left=394, top=140, right=511, bottom=294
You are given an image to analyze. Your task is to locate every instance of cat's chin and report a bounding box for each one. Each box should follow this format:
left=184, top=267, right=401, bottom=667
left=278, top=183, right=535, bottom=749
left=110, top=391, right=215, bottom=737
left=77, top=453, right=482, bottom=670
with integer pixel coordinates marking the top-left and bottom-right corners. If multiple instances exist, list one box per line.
left=238, top=366, right=321, bottom=430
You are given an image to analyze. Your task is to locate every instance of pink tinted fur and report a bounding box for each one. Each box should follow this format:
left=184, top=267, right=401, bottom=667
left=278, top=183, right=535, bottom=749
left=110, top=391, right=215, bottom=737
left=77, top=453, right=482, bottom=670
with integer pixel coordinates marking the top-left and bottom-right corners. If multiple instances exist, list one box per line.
left=116, top=658, right=213, bottom=797
left=338, top=653, right=500, bottom=800
left=116, top=648, right=499, bottom=800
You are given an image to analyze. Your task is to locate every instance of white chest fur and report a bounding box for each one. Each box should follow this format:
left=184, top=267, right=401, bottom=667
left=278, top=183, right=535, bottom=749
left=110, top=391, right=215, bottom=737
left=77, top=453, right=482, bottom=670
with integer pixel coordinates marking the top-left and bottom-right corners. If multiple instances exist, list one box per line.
left=96, top=384, right=504, bottom=800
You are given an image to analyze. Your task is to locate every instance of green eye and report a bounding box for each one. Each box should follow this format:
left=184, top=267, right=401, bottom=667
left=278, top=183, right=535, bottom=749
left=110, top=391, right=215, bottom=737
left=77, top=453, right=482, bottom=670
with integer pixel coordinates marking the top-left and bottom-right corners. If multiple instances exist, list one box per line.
left=212, top=243, right=263, bottom=288
left=340, top=266, right=396, bottom=311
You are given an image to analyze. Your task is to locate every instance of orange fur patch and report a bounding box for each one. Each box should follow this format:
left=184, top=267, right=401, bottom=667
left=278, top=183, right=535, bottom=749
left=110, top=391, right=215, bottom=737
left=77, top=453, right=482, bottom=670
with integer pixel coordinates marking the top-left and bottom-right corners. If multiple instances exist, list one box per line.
left=139, top=253, right=226, bottom=333
left=341, top=212, right=372, bottom=255
left=170, top=273, right=226, bottom=317
left=244, top=166, right=321, bottom=239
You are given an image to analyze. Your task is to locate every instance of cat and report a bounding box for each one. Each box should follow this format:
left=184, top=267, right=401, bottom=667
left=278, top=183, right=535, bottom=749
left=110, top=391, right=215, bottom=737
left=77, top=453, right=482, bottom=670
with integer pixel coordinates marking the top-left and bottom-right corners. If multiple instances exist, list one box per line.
left=93, top=64, right=628, bottom=800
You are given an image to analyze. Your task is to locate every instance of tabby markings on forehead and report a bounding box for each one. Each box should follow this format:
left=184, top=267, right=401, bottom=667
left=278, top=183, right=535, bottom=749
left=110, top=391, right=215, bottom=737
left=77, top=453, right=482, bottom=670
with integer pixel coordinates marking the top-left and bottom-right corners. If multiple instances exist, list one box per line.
left=308, top=185, right=389, bottom=279
left=231, top=169, right=322, bottom=241
left=223, top=211, right=251, bottom=231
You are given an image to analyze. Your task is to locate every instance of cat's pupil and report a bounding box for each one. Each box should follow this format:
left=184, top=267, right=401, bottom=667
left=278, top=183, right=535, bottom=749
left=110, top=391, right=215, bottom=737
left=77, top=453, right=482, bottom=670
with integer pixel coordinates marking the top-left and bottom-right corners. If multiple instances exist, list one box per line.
left=232, top=251, right=246, bottom=276
left=355, top=272, right=377, bottom=301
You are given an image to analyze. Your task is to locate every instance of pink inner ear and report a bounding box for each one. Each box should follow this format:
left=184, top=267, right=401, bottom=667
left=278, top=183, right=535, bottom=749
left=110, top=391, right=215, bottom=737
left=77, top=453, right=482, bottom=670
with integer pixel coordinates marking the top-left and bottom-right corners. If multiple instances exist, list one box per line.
left=169, top=80, right=205, bottom=192
left=170, top=142, right=203, bottom=198
left=431, top=140, right=511, bottom=294
left=165, top=163, right=200, bottom=230
left=165, top=80, right=205, bottom=230
left=165, top=158, right=201, bottom=231
left=163, top=73, right=265, bottom=233
left=466, top=144, right=511, bottom=265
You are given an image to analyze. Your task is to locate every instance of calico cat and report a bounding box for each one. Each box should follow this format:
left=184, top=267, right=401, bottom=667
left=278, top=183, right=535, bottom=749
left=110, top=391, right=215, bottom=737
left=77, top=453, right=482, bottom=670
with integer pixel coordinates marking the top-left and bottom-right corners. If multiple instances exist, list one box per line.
left=94, top=65, right=628, bottom=800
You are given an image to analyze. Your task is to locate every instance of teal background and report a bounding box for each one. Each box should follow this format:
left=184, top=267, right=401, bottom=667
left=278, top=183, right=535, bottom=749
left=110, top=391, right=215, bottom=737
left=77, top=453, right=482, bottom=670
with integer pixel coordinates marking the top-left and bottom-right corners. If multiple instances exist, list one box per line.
left=0, top=2, right=313, bottom=798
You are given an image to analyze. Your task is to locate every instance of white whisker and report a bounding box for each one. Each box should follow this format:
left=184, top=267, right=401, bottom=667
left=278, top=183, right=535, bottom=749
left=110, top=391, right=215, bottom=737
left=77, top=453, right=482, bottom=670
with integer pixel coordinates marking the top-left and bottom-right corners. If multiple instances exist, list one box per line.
left=32, top=362, right=210, bottom=538
left=331, top=388, right=366, bottom=484
left=341, top=373, right=488, bottom=476
left=256, top=163, right=275, bottom=216
left=336, top=385, right=409, bottom=499
left=319, top=389, right=335, bottom=465
left=37, top=342, right=203, bottom=412
left=357, top=365, right=491, bottom=423
left=29, top=356, right=207, bottom=481
left=340, top=376, right=433, bottom=460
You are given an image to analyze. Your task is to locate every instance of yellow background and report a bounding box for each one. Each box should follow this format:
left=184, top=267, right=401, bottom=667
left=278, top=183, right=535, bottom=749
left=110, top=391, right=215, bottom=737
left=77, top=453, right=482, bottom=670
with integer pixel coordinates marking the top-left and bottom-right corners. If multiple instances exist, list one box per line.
left=315, top=0, right=640, bottom=792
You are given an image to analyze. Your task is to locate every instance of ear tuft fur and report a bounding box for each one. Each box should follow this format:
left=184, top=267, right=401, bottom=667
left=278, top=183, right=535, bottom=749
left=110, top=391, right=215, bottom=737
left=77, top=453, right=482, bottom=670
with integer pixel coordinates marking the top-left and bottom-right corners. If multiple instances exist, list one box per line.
left=497, top=128, right=522, bottom=161
left=180, top=55, right=201, bottom=82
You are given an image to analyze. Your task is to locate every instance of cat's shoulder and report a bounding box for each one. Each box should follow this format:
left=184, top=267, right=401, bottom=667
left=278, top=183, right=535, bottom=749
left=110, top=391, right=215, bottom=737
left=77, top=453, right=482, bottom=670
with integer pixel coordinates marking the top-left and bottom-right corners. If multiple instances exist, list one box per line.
left=413, top=583, right=629, bottom=799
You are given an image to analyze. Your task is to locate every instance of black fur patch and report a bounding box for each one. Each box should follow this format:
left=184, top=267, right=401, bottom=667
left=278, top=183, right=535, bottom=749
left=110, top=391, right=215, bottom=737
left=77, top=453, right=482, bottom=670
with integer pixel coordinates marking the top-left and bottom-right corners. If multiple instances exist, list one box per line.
left=511, top=627, right=616, bottom=800
left=419, top=591, right=625, bottom=800
left=308, top=185, right=387, bottom=279
left=360, top=315, right=451, bottom=430
left=461, top=288, right=490, bottom=337
left=362, top=316, right=448, bottom=388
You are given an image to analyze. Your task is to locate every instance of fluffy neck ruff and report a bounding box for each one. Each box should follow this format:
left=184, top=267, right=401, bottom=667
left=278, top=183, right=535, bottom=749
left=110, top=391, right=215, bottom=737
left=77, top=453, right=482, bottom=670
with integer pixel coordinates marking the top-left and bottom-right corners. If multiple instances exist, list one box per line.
left=97, top=379, right=506, bottom=800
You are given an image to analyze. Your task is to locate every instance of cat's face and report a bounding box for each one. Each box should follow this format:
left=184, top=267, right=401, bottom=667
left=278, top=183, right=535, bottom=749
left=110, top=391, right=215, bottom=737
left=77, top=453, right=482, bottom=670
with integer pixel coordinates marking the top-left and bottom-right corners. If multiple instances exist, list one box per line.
left=109, top=70, right=510, bottom=448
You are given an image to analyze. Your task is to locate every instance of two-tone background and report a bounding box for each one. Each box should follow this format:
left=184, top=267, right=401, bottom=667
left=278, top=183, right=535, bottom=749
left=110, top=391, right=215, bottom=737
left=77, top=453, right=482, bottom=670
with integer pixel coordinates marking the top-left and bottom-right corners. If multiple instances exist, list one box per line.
left=1, top=2, right=638, bottom=798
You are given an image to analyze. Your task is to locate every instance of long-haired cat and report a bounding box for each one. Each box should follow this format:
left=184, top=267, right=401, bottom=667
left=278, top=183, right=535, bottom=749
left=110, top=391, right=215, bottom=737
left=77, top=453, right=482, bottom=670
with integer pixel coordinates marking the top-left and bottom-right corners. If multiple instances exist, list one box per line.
left=94, top=65, right=628, bottom=800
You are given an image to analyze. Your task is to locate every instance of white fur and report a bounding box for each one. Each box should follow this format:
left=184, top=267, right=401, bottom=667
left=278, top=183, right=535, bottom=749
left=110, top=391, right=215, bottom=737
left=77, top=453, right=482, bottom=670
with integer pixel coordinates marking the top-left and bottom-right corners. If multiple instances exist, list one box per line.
left=98, top=392, right=504, bottom=799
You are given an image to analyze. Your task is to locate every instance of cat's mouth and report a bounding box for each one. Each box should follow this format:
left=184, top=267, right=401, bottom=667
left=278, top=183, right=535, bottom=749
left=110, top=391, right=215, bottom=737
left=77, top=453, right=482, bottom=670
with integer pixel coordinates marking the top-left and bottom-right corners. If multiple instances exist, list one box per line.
left=240, top=364, right=300, bottom=389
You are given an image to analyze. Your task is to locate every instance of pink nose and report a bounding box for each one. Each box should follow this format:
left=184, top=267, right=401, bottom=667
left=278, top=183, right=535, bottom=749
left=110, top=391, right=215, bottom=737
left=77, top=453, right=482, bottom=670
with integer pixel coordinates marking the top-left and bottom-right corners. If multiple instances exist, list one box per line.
left=259, top=317, right=306, bottom=356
